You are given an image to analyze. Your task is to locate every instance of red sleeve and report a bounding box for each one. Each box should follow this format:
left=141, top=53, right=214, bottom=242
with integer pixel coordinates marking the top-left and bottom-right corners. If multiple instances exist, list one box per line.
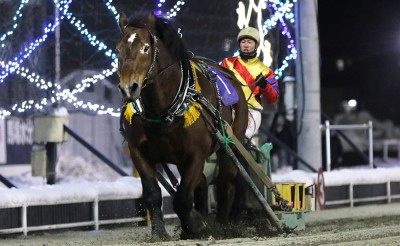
left=259, top=69, right=279, bottom=104
left=220, top=58, right=229, bottom=69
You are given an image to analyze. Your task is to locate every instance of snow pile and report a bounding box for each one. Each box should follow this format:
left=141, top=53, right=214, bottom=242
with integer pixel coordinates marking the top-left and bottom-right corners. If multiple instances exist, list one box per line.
left=272, top=169, right=315, bottom=187
left=6, top=151, right=124, bottom=188
left=2, top=148, right=400, bottom=209
left=0, top=177, right=144, bottom=207
left=323, top=167, right=400, bottom=186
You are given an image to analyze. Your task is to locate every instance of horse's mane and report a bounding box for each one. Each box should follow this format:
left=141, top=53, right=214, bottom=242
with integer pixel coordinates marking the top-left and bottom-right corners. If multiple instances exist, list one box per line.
left=127, top=13, right=190, bottom=61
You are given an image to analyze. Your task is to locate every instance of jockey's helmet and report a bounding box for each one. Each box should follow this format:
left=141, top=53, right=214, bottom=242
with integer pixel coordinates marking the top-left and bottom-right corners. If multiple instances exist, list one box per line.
left=237, top=27, right=260, bottom=44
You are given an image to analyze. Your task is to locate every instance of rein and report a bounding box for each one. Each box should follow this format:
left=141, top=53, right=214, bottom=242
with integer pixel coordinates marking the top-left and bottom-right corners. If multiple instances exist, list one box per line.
left=139, top=60, right=194, bottom=124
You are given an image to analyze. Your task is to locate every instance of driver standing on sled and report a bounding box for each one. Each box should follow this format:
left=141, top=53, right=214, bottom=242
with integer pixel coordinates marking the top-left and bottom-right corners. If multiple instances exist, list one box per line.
left=221, top=27, right=279, bottom=141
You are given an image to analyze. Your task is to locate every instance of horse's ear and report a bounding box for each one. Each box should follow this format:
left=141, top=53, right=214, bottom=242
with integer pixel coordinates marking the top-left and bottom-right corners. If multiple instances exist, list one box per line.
left=147, top=12, right=156, bottom=32
left=119, top=13, right=128, bottom=33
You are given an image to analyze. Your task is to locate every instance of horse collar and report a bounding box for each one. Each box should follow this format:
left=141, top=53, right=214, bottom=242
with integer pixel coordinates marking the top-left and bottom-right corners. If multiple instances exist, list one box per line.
left=140, top=60, right=194, bottom=124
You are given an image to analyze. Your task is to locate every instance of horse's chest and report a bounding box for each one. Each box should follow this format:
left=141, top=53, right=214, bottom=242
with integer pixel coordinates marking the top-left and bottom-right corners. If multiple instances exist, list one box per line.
left=141, top=132, right=182, bottom=162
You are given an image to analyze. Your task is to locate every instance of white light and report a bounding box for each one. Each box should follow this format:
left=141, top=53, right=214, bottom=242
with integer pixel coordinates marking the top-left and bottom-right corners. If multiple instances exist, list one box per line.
left=348, top=99, right=357, bottom=108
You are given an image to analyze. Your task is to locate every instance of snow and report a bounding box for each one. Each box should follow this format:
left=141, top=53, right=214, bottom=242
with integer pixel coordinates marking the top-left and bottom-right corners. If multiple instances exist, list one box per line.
left=1, top=150, right=400, bottom=209
left=0, top=151, right=171, bottom=208
left=49, top=106, right=69, bottom=117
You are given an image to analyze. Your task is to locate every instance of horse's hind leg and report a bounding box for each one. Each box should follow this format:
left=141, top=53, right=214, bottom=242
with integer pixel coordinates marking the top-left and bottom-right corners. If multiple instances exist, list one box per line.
left=174, top=159, right=206, bottom=235
left=194, top=174, right=208, bottom=217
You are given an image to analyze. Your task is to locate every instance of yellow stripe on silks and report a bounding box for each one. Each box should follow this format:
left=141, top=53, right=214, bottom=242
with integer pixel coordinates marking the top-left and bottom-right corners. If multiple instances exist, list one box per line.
left=124, top=102, right=135, bottom=125
left=184, top=61, right=202, bottom=128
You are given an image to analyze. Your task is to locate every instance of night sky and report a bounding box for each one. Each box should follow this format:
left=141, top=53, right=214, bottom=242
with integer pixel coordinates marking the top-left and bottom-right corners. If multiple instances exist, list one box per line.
left=318, top=0, right=400, bottom=124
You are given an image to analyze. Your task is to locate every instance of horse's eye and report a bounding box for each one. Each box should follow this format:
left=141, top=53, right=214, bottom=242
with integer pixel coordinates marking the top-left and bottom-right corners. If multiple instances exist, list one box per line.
left=139, top=44, right=150, bottom=54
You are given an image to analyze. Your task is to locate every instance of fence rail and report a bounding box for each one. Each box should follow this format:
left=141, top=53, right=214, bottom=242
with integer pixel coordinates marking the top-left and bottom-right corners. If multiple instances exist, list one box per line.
left=325, top=180, right=400, bottom=207
left=0, top=196, right=176, bottom=236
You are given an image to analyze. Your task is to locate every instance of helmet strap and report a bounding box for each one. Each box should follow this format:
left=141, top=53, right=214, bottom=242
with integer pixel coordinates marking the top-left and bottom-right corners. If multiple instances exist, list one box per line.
left=239, top=49, right=257, bottom=60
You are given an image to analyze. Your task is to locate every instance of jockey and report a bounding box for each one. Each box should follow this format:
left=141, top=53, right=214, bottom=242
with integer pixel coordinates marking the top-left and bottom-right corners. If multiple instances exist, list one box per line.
left=221, top=27, right=279, bottom=141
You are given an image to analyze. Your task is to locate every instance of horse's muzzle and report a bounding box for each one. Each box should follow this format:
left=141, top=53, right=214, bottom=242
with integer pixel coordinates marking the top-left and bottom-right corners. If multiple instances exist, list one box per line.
left=118, top=83, right=140, bottom=101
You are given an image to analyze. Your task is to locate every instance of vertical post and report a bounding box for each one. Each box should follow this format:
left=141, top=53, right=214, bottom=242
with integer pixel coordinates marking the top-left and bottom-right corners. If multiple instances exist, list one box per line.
left=55, top=0, right=60, bottom=88
left=93, top=198, right=99, bottom=230
left=349, top=184, right=354, bottom=208
left=22, top=204, right=27, bottom=236
left=368, top=121, right=374, bottom=168
left=46, top=142, right=57, bottom=184
left=295, top=0, right=322, bottom=172
left=325, top=121, right=331, bottom=172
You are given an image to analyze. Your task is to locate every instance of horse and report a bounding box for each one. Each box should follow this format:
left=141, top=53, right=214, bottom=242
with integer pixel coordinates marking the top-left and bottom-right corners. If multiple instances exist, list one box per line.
left=116, top=12, right=248, bottom=238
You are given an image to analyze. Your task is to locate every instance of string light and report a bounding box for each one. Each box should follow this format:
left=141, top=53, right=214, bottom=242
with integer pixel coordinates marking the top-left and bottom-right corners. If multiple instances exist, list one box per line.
left=0, top=0, right=32, bottom=48
left=236, top=0, right=297, bottom=79
left=0, top=0, right=72, bottom=83
left=166, top=1, right=185, bottom=18
left=0, top=0, right=120, bottom=118
left=1, top=0, right=297, bottom=119
left=103, top=0, right=119, bottom=20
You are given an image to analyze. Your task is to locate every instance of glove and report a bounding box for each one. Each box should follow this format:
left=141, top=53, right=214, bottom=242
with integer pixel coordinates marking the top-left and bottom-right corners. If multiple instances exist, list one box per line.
left=254, top=73, right=267, bottom=89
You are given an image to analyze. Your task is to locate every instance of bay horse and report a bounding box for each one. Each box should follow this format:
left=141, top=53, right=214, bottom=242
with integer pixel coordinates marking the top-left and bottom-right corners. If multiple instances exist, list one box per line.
left=117, top=12, right=248, bottom=238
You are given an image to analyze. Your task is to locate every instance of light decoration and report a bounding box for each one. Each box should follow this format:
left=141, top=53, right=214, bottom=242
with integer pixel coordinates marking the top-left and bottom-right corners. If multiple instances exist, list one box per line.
left=60, top=1, right=116, bottom=60
left=155, top=0, right=167, bottom=16
left=236, top=0, right=297, bottom=78
left=0, top=0, right=121, bottom=118
left=0, top=0, right=32, bottom=48
left=103, top=0, right=119, bottom=20
left=0, top=0, right=72, bottom=83
left=166, top=1, right=185, bottom=18
left=64, top=60, right=118, bottom=96
left=1, top=0, right=297, bottom=119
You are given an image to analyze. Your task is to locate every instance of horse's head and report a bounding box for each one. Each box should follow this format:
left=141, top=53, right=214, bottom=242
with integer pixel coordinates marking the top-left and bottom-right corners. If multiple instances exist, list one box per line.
left=117, top=13, right=157, bottom=101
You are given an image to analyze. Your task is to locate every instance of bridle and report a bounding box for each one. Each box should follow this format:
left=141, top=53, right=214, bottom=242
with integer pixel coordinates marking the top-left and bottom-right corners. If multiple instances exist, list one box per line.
left=118, top=24, right=194, bottom=124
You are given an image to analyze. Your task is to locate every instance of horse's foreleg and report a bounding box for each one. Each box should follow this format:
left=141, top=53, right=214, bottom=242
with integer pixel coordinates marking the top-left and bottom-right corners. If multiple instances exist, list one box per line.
left=174, top=160, right=206, bottom=235
left=129, top=147, right=169, bottom=239
left=215, top=149, right=237, bottom=223
left=140, top=175, right=169, bottom=238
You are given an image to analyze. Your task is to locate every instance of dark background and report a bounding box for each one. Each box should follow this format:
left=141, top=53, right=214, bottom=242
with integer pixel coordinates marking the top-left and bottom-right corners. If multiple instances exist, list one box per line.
left=318, top=0, right=400, bottom=124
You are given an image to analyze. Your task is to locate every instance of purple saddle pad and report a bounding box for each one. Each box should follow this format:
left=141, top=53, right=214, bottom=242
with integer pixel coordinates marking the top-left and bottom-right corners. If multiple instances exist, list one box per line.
left=208, top=67, right=239, bottom=106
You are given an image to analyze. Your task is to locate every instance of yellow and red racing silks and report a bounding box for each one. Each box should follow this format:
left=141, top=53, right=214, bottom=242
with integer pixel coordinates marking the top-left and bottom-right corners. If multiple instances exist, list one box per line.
left=221, top=56, right=279, bottom=108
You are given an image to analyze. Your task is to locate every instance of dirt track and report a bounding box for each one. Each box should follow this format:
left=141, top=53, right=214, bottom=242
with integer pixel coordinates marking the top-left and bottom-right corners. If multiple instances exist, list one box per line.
left=1, top=203, right=400, bottom=245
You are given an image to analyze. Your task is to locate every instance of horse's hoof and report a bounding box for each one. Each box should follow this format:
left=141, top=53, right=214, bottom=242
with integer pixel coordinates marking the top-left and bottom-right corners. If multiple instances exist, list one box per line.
left=151, top=231, right=171, bottom=241
left=151, top=227, right=171, bottom=241
left=181, top=210, right=207, bottom=235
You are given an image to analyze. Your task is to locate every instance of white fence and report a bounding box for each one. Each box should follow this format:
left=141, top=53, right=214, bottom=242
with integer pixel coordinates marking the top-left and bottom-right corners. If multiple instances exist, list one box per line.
left=321, top=121, right=373, bottom=171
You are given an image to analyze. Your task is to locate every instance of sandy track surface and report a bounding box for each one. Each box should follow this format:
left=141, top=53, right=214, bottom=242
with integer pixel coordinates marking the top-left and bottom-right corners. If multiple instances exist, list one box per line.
left=1, top=203, right=400, bottom=245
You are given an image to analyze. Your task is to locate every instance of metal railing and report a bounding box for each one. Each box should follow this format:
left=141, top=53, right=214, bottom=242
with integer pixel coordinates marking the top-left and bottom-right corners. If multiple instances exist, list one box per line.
left=0, top=196, right=177, bottom=236
left=321, top=121, right=373, bottom=172
left=326, top=181, right=400, bottom=207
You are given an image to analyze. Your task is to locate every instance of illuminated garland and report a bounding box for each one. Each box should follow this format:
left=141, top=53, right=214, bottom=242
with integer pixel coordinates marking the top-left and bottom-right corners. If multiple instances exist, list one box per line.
left=103, top=0, right=119, bottom=20
left=237, top=0, right=297, bottom=78
left=0, top=0, right=72, bottom=83
left=166, top=1, right=185, bottom=18
left=0, top=0, right=297, bottom=119
left=0, top=0, right=32, bottom=48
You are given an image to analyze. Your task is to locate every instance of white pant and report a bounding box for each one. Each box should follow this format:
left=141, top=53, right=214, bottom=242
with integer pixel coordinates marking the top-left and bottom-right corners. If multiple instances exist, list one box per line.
left=245, top=107, right=262, bottom=140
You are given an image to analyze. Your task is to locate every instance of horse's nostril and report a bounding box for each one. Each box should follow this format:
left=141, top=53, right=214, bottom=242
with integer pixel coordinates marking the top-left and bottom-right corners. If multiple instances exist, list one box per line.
left=130, top=83, right=138, bottom=94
